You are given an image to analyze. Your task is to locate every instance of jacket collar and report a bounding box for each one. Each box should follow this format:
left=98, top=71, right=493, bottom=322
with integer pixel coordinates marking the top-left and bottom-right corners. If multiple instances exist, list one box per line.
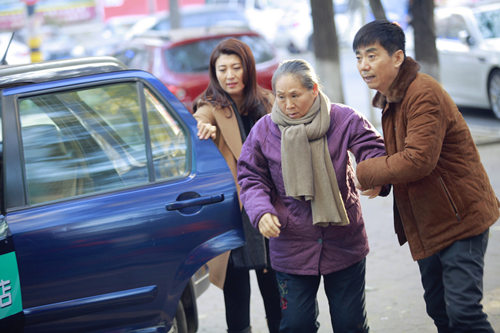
left=372, top=56, right=421, bottom=109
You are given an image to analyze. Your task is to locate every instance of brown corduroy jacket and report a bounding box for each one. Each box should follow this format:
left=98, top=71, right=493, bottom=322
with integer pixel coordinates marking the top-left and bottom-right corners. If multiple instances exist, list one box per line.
left=356, top=57, right=499, bottom=260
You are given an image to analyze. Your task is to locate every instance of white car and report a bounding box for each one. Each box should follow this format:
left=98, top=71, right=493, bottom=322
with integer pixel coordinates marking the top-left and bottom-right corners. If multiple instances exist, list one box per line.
left=435, top=2, right=500, bottom=118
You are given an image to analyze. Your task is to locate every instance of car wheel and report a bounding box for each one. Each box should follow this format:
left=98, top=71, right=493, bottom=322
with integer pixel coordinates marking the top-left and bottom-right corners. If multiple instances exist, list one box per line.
left=488, top=69, right=500, bottom=119
left=168, top=300, right=188, bottom=333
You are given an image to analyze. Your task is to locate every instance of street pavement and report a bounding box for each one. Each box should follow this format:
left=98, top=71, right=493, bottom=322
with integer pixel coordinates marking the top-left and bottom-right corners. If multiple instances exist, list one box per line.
left=196, top=47, right=500, bottom=332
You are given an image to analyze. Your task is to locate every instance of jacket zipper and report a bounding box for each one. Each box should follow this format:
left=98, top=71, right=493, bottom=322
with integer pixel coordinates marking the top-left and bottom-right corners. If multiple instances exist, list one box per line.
left=438, top=177, right=461, bottom=221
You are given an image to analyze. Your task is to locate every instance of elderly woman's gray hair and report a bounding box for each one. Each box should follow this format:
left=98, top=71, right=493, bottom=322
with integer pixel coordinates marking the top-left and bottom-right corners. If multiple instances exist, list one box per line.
left=271, top=59, right=320, bottom=92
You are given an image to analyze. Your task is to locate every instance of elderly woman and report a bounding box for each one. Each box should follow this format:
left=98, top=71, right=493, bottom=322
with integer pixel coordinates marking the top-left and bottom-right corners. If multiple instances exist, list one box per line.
left=237, top=59, right=389, bottom=333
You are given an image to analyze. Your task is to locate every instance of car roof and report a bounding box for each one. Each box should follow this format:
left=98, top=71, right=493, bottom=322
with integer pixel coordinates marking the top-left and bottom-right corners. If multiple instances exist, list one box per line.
left=132, top=26, right=259, bottom=46
left=126, top=4, right=249, bottom=39
left=0, top=56, right=127, bottom=89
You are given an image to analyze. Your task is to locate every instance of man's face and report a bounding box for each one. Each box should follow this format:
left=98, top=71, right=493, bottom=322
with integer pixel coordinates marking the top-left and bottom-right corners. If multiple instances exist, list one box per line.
left=355, top=41, right=403, bottom=96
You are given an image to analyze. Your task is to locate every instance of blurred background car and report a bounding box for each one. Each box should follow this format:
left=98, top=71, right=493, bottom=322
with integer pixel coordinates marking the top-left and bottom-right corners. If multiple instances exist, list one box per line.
left=124, top=4, right=251, bottom=41
left=270, top=0, right=409, bottom=54
left=0, top=32, right=30, bottom=65
left=204, top=0, right=283, bottom=43
left=115, top=26, right=279, bottom=112
left=435, top=1, right=500, bottom=118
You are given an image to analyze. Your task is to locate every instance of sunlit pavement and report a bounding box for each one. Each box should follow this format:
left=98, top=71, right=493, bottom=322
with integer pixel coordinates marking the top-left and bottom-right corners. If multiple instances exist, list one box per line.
left=196, top=46, right=500, bottom=333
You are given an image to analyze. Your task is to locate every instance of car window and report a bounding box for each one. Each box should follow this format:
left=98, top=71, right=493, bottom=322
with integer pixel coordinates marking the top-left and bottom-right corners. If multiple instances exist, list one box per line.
left=238, top=35, right=274, bottom=64
left=436, top=14, right=467, bottom=40
left=164, top=35, right=274, bottom=73
left=475, top=7, right=500, bottom=39
left=18, top=82, right=188, bottom=205
left=145, top=88, right=188, bottom=179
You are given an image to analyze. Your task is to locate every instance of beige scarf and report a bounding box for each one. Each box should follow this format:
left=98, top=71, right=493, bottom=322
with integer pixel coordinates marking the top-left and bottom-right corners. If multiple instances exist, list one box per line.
left=271, top=91, right=349, bottom=227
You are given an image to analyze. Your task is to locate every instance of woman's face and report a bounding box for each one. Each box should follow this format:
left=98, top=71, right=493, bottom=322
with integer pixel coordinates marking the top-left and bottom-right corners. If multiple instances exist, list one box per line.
left=215, top=53, right=245, bottom=98
left=275, top=74, right=318, bottom=119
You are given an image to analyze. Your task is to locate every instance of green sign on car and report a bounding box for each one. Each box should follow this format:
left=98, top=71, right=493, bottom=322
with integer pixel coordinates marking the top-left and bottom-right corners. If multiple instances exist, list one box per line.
left=0, top=251, right=22, bottom=320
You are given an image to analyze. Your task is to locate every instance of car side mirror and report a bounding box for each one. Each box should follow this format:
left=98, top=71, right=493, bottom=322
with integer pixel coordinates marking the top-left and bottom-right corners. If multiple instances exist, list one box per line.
left=458, top=30, right=474, bottom=46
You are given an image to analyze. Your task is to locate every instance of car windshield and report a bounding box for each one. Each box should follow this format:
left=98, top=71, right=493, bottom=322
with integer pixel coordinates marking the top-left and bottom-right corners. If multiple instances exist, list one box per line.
left=164, top=35, right=274, bottom=73
left=475, top=7, right=500, bottom=39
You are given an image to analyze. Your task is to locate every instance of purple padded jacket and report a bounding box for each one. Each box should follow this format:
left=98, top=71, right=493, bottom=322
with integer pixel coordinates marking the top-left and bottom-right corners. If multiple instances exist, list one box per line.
left=237, top=103, right=387, bottom=275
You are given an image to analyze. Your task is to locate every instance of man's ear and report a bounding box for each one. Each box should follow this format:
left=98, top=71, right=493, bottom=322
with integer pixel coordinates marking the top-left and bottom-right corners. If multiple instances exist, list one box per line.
left=393, top=49, right=405, bottom=68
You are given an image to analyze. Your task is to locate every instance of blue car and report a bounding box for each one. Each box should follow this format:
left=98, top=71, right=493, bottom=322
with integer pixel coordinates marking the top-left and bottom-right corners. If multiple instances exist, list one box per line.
left=0, top=57, right=244, bottom=332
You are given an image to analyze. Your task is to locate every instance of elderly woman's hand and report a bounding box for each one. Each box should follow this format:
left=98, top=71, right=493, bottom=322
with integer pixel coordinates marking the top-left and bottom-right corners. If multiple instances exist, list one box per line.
left=258, top=213, right=281, bottom=238
left=197, top=122, right=217, bottom=140
left=360, top=185, right=382, bottom=199
left=354, top=176, right=381, bottom=199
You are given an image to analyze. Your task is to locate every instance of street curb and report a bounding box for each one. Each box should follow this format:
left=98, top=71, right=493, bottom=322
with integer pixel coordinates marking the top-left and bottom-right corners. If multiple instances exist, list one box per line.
left=476, top=139, right=500, bottom=147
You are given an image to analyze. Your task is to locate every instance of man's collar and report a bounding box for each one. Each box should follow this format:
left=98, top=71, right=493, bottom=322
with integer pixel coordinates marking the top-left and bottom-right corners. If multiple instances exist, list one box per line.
left=372, top=57, right=421, bottom=109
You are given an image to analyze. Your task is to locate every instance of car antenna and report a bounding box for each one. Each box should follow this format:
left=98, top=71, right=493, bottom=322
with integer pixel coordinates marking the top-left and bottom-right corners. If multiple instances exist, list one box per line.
left=0, top=31, right=16, bottom=65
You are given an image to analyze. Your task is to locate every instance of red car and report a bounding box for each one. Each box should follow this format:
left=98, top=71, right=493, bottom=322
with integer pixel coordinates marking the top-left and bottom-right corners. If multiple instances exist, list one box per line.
left=116, top=26, right=279, bottom=112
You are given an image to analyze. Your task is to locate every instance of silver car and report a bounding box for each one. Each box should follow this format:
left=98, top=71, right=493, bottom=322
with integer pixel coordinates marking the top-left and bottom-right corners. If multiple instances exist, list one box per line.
left=435, top=2, right=500, bottom=118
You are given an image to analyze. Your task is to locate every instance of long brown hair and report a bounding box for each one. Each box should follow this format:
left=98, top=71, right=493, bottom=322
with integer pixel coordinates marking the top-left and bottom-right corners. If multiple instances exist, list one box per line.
left=194, top=38, right=269, bottom=120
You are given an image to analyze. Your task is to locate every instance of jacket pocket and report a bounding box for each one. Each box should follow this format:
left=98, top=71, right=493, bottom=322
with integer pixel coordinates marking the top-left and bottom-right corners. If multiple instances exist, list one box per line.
left=406, top=174, right=461, bottom=243
left=438, top=177, right=461, bottom=221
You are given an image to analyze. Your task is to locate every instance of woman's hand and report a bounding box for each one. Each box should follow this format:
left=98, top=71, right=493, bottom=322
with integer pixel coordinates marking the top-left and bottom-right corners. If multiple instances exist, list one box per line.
left=258, top=213, right=281, bottom=238
left=197, top=122, right=217, bottom=140
left=360, top=185, right=382, bottom=199
left=354, top=176, right=381, bottom=199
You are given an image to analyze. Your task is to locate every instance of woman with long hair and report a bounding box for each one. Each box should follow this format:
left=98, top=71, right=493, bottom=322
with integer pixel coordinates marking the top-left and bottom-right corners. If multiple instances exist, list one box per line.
left=193, top=38, right=281, bottom=333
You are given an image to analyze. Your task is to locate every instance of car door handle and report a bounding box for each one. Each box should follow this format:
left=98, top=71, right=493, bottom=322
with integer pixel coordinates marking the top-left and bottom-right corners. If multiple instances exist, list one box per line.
left=165, top=194, right=224, bottom=211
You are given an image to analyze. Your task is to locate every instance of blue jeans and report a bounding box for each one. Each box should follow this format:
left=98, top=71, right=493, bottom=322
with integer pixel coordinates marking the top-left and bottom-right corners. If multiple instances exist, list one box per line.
left=417, top=229, right=494, bottom=333
left=276, top=258, right=369, bottom=333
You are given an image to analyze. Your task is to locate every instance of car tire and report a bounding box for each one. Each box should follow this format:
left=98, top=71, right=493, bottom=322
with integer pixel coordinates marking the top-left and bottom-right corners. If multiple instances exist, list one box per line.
left=488, top=69, right=500, bottom=119
left=168, top=300, right=188, bottom=333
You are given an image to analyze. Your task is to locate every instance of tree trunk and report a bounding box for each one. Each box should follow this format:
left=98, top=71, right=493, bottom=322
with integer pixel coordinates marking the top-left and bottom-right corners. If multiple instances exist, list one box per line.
left=169, top=0, right=180, bottom=29
left=310, top=0, right=344, bottom=103
left=410, top=0, right=439, bottom=80
left=368, top=0, right=386, bottom=20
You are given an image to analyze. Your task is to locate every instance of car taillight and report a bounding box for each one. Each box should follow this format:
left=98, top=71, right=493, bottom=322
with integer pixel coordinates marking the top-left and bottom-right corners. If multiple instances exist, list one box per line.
left=167, top=85, right=187, bottom=101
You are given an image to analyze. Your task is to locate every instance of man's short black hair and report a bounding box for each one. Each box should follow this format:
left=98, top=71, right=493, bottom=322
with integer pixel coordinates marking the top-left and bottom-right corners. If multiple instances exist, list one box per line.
left=352, top=19, right=406, bottom=56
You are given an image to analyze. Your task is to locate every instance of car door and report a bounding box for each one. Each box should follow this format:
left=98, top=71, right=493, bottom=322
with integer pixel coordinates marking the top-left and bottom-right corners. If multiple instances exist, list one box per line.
left=436, top=12, right=487, bottom=106
left=1, top=72, right=243, bottom=332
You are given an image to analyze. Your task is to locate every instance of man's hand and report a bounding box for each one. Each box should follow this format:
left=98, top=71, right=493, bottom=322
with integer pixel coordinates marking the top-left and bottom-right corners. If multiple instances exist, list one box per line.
left=197, top=122, right=216, bottom=140
left=258, top=213, right=281, bottom=238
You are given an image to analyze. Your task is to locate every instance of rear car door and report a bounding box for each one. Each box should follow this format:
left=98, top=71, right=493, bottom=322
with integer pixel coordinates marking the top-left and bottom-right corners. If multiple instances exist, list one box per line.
left=0, top=71, right=243, bottom=332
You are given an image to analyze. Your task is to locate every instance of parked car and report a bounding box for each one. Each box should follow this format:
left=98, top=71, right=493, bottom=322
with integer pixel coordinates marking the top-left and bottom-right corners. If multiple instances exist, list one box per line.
left=115, top=26, right=279, bottom=112
left=435, top=2, right=500, bottom=118
left=205, top=0, right=284, bottom=43
left=125, top=4, right=250, bottom=41
left=0, top=56, right=244, bottom=333
left=271, top=0, right=409, bottom=53
left=270, top=0, right=351, bottom=53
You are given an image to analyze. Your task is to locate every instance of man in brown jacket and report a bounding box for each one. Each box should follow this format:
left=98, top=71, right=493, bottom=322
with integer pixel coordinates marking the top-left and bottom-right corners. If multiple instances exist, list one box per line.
left=353, top=20, right=499, bottom=332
